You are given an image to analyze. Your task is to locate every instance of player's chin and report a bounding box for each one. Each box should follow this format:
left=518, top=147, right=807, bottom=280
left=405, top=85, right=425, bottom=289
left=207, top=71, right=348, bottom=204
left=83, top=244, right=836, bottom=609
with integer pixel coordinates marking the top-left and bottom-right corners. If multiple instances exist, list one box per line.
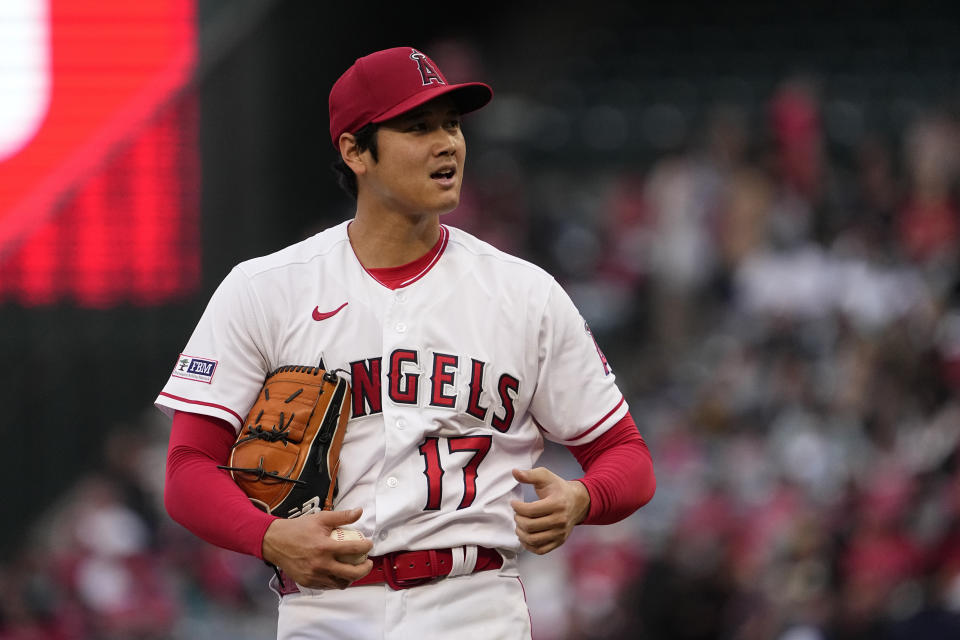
left=430, top=191, right=462, bottom=215
left=435, top=200, right=460, bottom=216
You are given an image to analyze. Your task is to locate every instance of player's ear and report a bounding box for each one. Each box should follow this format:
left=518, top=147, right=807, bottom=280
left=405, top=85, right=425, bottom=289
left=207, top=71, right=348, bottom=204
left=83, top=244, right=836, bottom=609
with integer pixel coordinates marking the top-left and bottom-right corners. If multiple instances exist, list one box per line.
left=339, top=133, right=367, bottom=176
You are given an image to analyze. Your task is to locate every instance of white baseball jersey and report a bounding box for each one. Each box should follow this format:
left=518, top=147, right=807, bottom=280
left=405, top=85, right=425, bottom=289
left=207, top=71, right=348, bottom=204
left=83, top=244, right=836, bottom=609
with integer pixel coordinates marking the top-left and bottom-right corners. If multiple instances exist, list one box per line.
left=156, top=220, right=628, bottom=556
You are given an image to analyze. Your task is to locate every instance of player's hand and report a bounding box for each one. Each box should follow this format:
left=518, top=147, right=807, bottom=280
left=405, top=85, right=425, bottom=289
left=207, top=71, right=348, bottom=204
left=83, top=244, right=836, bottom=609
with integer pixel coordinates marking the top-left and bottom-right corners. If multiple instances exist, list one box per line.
left=261, top=507, right=374, bottom=589
left=510, top=467, right=590, bottom=555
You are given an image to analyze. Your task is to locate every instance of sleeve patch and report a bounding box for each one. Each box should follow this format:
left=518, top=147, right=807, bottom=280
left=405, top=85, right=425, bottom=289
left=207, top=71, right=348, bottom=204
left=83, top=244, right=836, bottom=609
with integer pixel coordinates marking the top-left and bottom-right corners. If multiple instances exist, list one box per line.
left=171, top=354, right=218, bottom=384
left=584, top=321, right=611, bottom=376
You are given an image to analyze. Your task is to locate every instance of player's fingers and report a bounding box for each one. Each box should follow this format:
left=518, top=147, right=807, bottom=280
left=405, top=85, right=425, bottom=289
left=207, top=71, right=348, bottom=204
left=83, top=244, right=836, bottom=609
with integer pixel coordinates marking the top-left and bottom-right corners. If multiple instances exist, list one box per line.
left=336, top=558, right=374, bottom=582
left=298, top=575, right=347, bottom=590
left=314, top=573, right=353, bottom=589
left=516, top=528, right=564, bottom=555
left=514, top=511, right=565, bottom=534
left=510, top=498, right=557, bottom=519
left=308, top=557, right=372, bottom=586
left=517, top=523, right=565, bottom=544
left=285, top=561, right=353, bottom=590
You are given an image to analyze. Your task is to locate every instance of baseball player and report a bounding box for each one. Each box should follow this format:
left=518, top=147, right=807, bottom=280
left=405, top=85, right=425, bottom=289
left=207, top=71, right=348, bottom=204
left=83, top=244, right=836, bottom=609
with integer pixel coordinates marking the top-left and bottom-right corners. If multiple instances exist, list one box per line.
left=158, top=46, right=656, bottom=639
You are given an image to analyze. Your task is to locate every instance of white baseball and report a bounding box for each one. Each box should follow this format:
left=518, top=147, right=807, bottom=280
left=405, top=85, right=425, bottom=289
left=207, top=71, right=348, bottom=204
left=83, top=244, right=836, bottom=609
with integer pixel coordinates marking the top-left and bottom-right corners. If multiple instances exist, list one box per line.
left=330, top=527, right=368, bottom=565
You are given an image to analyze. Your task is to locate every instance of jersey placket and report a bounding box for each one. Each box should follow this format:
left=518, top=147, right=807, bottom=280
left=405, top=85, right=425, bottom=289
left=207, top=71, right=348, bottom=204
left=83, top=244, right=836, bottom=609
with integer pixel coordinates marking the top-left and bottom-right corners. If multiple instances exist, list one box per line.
left=373, top=285, right=421, bottom=548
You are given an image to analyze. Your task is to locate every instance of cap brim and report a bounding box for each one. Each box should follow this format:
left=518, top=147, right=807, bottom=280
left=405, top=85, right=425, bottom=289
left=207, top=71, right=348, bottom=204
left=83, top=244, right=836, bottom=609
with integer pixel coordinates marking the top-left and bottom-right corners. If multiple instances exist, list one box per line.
left=371, top=82, right=493, bottom=125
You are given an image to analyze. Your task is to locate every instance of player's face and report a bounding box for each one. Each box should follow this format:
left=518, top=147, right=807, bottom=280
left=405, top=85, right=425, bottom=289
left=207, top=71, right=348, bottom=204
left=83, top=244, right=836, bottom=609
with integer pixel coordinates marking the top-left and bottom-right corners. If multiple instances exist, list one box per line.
left=363, top=96, right=466, bottom=217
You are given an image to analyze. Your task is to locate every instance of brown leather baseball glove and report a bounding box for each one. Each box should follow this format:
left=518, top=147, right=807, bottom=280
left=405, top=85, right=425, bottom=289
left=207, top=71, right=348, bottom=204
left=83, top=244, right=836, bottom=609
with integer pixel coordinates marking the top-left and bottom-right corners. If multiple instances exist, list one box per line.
left=218, top=365, right=350, bottom=518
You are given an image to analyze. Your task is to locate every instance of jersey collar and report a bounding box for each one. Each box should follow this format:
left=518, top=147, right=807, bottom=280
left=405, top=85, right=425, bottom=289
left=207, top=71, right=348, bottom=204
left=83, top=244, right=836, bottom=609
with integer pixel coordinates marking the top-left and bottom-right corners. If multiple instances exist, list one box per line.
left=356, top=225, right=449, bottom=290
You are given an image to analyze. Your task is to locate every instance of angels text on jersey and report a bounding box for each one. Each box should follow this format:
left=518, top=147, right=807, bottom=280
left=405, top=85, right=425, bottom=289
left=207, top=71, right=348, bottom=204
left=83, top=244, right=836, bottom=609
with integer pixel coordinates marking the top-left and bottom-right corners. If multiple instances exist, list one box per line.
left=348, top=349, right=519, bottom=431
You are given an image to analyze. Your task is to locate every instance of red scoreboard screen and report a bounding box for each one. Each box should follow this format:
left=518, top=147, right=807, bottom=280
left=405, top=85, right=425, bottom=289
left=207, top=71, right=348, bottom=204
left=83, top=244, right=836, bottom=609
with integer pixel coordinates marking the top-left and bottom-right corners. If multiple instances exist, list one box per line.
left=0, top=0, right=198, bottom=307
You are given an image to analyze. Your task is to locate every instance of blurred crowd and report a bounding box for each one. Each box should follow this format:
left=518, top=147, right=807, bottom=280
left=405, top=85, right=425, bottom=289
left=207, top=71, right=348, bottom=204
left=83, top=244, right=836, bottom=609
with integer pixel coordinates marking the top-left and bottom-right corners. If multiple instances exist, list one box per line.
left=487, top=76, right=960, bottom=639
left=3, top=65, right=960, bottom=640
left=0, top=422, right=278, bottom=640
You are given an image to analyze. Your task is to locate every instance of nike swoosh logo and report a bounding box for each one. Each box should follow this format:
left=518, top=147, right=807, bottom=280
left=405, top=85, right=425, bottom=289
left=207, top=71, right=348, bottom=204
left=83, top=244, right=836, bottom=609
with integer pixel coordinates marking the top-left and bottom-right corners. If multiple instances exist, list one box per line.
left=312, top=302, right=348, bottom=321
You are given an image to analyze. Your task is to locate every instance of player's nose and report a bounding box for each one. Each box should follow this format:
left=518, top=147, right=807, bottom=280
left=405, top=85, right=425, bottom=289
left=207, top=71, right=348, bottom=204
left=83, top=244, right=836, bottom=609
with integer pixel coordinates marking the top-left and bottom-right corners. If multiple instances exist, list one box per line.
left=432, top=129, right=461, bottom=157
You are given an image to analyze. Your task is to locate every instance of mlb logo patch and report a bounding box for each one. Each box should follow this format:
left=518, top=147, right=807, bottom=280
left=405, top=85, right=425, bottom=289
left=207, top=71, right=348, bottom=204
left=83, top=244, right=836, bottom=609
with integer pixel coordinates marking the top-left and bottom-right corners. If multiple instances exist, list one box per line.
left=172, top=354, right=218, bottom=383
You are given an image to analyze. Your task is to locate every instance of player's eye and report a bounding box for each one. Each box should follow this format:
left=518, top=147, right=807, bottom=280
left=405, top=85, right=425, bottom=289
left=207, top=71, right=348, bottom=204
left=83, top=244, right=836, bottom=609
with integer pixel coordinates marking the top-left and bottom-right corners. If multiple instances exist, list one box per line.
left=445, top=118, right=461, bottom=130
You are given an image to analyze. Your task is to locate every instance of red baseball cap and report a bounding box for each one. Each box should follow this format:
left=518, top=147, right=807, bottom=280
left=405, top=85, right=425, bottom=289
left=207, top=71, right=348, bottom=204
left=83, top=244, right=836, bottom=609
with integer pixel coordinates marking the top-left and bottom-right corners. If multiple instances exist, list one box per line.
left=329, top=46, right=493, bottom=149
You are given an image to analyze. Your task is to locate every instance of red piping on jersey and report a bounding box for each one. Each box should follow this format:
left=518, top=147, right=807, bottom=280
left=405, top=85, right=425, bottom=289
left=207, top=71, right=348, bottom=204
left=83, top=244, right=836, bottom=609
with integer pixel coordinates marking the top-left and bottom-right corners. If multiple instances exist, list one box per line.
left=518, top=577, right=533, bottom=634
left=568, top=396, right=626, bottom=441
left=354, top=225, right=449, bottom=290
left=159, top=391, right=243, bottom=425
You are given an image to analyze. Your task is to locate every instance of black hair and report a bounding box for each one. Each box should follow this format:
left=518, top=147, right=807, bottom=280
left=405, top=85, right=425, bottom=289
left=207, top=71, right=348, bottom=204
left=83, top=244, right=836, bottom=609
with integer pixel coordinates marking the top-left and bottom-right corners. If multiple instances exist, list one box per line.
left=331, top=123, right=380, bottom=200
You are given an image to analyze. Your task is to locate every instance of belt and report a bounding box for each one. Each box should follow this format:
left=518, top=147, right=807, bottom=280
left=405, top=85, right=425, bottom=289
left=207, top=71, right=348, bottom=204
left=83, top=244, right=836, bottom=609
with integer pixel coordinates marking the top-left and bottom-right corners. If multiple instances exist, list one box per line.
left=275, top=546, right=503, bottom=594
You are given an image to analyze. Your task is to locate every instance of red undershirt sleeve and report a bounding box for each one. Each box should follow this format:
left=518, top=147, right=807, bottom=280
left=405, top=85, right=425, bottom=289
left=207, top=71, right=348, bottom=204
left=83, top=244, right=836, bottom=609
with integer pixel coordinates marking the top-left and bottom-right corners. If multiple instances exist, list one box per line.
left=165, top=410, right=276, bottom=559
left=566, top=412, right=656, bottom=525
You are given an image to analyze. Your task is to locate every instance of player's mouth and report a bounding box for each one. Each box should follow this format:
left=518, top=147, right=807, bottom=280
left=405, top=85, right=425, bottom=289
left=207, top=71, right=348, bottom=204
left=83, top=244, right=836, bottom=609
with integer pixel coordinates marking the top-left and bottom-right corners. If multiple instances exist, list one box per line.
left=430, top=166, right=457, bottom=187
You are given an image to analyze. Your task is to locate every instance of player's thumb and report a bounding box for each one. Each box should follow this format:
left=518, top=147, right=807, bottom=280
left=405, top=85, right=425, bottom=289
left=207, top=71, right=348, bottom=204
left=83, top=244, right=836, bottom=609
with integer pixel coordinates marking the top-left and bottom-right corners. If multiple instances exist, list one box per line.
left=513, top=467, right=555, bottom=493
left=322, top=507, right=363, bottom=528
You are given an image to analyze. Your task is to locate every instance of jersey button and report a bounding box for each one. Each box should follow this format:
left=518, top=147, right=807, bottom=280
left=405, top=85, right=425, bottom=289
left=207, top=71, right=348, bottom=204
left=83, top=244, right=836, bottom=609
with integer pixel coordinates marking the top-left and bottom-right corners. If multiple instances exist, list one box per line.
left=396, top=292, right=407, bottom=303
left=395, top=322, right=407, bottom=333
left=396, top=419, right=406, bottom=429
left=386, top=477, right=399, bottom=488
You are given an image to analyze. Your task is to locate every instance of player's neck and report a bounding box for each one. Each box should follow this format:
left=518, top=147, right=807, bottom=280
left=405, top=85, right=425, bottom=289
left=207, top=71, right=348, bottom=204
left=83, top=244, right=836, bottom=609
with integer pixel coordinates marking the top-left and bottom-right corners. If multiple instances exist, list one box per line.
left=348, top=209, right=442, bottom=269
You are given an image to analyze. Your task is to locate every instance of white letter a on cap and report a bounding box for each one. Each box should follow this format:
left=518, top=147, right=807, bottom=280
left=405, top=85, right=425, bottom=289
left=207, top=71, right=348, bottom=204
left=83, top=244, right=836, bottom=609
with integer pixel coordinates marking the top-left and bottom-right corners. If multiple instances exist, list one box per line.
left=410, top=49, right=444, bottom=86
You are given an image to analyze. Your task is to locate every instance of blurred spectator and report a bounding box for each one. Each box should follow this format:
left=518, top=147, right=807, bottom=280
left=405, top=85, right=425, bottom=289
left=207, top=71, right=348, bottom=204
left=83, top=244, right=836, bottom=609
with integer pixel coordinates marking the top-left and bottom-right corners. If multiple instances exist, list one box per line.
left=896, top=112, right=960, bottom=296
left=769, top=76, right=825, bottom=206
